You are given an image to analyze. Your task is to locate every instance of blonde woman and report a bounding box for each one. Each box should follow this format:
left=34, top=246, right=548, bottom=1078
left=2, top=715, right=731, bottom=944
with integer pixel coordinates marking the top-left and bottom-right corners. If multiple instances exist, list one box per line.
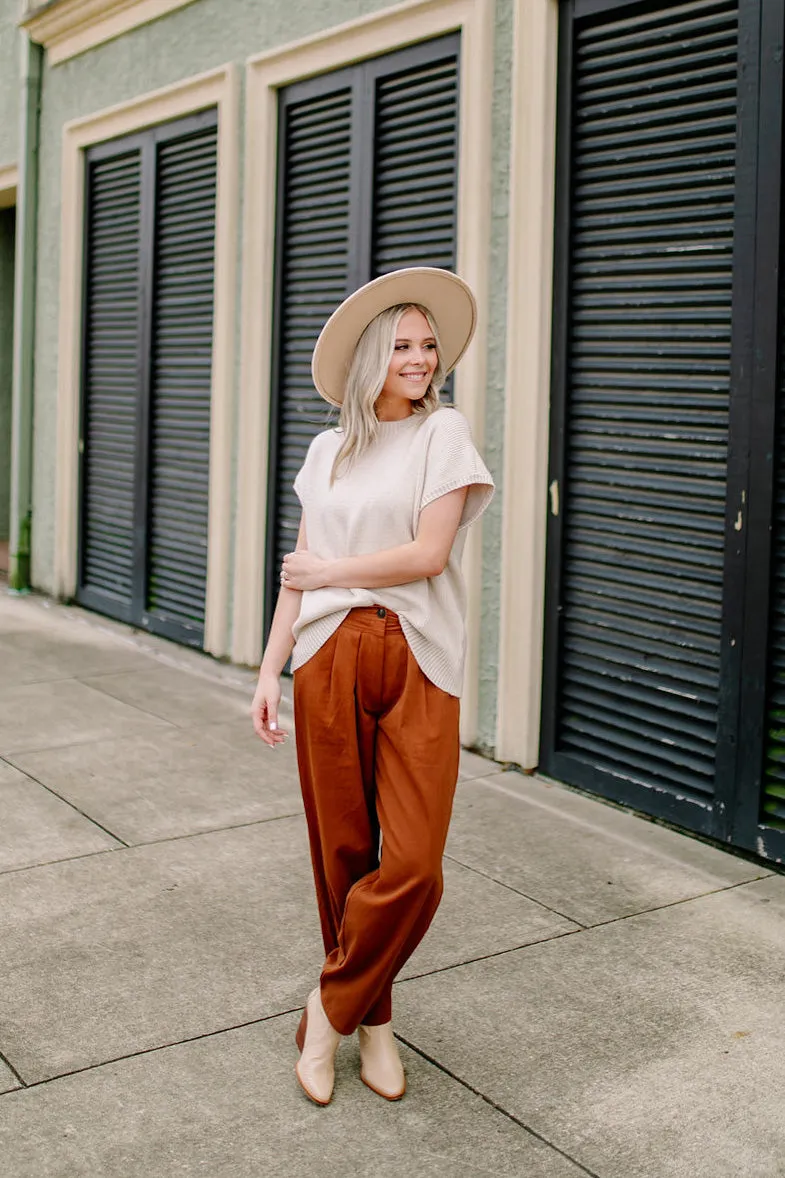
left=251, top=267, right=494, bottom=1106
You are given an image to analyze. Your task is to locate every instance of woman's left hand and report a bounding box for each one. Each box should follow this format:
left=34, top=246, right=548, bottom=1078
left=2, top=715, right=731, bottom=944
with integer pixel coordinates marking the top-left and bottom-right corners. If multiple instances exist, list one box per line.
left=282, top=550, right=331, bottom=591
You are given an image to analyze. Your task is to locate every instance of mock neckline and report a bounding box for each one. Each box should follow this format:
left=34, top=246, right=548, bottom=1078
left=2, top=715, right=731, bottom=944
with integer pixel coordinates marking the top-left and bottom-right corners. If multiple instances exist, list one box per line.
left=375, top=413, right=423, bottom=432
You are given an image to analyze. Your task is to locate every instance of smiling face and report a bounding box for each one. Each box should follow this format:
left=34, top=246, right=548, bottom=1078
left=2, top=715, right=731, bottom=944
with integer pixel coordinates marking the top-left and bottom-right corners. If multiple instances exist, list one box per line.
left=375, top=307, right=439, bottom=421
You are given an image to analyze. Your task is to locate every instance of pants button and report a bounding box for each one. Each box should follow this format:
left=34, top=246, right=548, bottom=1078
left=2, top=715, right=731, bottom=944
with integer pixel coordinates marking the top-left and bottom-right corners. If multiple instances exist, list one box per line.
left=377, top=608, right=386, bottom=618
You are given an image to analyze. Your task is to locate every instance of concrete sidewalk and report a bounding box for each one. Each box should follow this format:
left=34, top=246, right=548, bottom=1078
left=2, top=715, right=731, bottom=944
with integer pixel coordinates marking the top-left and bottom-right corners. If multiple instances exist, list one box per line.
left=0, top=589, right=783, bottom=1178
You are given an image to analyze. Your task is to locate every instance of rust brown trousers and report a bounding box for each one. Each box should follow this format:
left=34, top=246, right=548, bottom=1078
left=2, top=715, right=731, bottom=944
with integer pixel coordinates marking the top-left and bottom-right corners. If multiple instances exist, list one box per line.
left=293, top=606, right=460, bottom=1036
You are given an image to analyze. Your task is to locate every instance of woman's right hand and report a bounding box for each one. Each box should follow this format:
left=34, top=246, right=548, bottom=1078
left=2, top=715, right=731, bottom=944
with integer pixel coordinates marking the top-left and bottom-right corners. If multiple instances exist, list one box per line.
left=251, top=671, right=287, bottom=747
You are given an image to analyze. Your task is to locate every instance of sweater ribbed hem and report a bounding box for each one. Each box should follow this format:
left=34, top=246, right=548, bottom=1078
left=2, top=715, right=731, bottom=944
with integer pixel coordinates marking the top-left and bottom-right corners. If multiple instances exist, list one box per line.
left=291, top=608, right=464, bottom=698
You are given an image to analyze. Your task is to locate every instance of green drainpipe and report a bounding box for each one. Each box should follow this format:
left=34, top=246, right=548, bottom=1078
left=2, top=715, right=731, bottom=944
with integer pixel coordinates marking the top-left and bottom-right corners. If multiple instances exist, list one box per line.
left=8, top=34, right=42, bottom=592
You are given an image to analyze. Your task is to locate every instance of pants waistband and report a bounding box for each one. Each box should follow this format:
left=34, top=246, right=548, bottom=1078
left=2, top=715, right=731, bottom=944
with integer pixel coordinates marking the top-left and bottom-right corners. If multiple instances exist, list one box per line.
left=341, top=606, right=404, bottom=635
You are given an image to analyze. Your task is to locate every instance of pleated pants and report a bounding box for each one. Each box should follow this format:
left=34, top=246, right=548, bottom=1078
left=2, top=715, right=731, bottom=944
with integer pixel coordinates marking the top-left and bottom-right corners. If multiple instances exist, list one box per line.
left=293, top=606, right=460, bottom=1036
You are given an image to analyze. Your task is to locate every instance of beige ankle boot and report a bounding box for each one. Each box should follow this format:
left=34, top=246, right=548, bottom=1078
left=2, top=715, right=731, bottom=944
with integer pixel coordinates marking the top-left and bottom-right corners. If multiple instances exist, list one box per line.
left=358, top=1022, right=406, bottom=1100
left=295, top=988, right=341, bottom=1106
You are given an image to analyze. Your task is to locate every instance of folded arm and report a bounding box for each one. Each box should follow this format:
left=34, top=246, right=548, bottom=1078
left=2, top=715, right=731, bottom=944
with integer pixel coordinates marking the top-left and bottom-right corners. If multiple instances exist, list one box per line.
left=282, top=486, right=469, bottom=592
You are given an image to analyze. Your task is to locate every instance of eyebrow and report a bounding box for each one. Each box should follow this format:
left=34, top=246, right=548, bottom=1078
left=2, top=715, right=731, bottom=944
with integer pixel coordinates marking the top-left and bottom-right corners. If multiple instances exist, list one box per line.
left=394, top=336, right=437, bottom=344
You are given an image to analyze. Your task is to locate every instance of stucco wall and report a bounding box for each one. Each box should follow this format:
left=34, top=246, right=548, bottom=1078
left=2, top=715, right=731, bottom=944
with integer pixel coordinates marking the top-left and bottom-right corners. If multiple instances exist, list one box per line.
left=0, top=207, right=15, bottom=540
left=475, top=0, right=511, bottom=752
left=0, top=0, right=20, bottom=167
left=29, top=0, right=512, bottom=747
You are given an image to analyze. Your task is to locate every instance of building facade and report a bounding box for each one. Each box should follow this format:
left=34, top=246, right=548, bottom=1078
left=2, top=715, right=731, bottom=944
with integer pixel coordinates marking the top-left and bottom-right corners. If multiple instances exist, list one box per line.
left=2, top=0, right=785, bottom=865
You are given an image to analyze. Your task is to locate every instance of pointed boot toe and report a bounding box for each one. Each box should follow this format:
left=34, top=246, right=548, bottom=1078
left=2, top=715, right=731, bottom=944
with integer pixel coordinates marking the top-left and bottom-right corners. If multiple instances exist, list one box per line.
left=358, top=1022, right=406, bottom=1101
left=295, top=987, right=341, bottom=1106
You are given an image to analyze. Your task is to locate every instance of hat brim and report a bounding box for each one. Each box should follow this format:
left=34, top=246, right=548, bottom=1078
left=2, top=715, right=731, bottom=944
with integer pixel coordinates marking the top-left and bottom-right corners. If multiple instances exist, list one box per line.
left=311, top=267, right=477, bottom=407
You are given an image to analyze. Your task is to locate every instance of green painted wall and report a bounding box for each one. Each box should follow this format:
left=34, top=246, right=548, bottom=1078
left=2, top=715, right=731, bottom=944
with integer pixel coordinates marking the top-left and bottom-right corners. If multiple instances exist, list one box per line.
left=0, top=206, right=15, bottom=541
left=0, top=0, right=20, bottom=167
left=476, top=0, right=512, bottom=753
left=29, top=0, right=512, bottom=749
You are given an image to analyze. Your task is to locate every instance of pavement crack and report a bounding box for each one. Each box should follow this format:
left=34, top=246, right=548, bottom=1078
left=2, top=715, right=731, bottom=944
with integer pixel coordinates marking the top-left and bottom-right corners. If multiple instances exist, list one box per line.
left=395, top=879, right=776, bottom=985
left=0, top=758, right=128, bottom=847
left=444, top=855, right=771, bottom=935
left=15, top=1007, right=304, bottom=1091
left=128, top=811, right=305, bottom=850
left=72, top=677, right=207, bottom=728
left=0, top=1050, right=27, bottom=1089
left=583, top=875, right=773, bottom=931
left=395, top=929, right=583, bottom=985
left=394, top=1033, right=603, bottom=1178
left=443, top=853, right=586, bottom=927
left=0, top=811, right=306, bottom=879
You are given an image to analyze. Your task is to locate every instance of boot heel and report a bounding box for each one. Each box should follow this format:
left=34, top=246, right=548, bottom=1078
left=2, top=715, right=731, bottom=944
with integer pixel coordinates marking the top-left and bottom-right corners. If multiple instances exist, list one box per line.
left=295, top=1008, right=307, bottom=1053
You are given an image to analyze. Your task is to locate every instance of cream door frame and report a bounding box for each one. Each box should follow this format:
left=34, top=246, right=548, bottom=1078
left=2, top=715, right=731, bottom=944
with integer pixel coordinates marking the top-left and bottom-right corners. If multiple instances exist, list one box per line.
left=495, top=0, right=559, bottom=766
left=0, top=165, right=18, bottom=209
left=233, top=0, right=494, bottom=743
left=54, top=64, right=240, bottom=656
left=21, top=0, right=199, bottom=66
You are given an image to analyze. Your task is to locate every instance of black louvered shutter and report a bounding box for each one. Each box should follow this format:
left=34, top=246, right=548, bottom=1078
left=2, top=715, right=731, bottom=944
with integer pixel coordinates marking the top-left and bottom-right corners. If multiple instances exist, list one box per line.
left=79, top=112, right=218, bottom=647
left=269, top=37, right=459, bottom=622
left=270, top=87, right=353, bottom=583
left=147, top=124, right=218, bottom=637
left=542, top=0, right=738, bottom=823
left=763, top=470, right=785, bottom=828
left=761, top=271, right=785, bottom=830
left=80, top=149, right=142, bottom=620
left=372, top=56, right=458, bottom=274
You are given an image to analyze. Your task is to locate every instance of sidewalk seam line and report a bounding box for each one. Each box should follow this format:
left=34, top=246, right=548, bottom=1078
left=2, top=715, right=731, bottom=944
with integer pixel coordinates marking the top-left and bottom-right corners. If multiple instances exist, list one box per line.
left=8, top=1007, right=304, bottom=1091
left=397, top=879, right=776, bottom=982
left=583, top=875, right=773, bottom=930
left=396, top=928, right=583, bottom=983
left=0, top=726, right=178, bottom=758
left=73, top=675, right=250, bottom=728
left=0, top=757, right=129, bottom=847
left=74, top=666, right=253, bottom=698
left=394, top=1033, right=603, bottom=1178
left=443, top=853, right=586, bottom=927
left=134, top=811, right=304, bottom=851
left=0, top=1050, right=27, bottom=1089
left=0, top=810, right=305, bottom=878
left=445, top=852, right=771, bottom=931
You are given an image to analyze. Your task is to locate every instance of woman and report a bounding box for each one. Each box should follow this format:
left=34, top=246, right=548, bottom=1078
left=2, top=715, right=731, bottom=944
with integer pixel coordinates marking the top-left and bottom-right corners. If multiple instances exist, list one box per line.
left=251, top=267, right=494, bottom=1106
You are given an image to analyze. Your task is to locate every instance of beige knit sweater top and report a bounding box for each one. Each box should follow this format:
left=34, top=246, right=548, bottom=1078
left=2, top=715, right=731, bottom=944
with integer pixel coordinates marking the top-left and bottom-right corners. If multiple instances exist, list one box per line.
left=290, top=406, right=494, bottom=697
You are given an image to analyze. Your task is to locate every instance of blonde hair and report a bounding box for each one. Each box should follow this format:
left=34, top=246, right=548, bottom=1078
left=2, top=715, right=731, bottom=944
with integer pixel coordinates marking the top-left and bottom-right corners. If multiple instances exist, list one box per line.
left=330, top=303, right=445, bottom=483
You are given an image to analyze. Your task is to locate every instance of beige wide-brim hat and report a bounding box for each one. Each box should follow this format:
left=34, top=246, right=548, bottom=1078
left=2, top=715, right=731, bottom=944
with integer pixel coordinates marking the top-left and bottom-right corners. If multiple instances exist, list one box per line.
left=311, top=267, right=477, bottom=406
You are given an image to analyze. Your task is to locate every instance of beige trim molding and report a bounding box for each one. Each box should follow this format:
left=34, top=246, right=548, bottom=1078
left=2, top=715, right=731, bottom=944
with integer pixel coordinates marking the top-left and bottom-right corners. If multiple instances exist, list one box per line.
left=233, top=0, right=494, bottom=743
left=22, top=0, right=199, bottom=66
left=496, top=0, right=559, bottom=766
left=0, top=164, right=18, bottom=209
left=53, top=64, right=240, bottom=657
